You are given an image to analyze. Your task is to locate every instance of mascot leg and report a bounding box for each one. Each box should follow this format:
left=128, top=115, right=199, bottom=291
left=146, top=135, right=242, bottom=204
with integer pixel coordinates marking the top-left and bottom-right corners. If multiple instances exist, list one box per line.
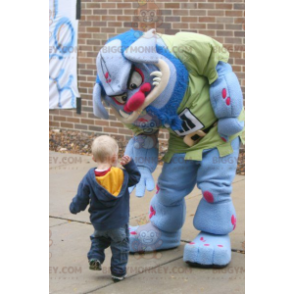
left=183, top=137, right=240, bottom=267
left=129, top=153, right=198, bottom=252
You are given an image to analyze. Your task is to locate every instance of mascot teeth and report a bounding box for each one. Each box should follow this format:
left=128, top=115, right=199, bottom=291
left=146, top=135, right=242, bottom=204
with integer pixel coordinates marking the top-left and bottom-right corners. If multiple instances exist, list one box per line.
left=151, top=71, right=162, bottom=86
left=150, top=71, right=162, bottom=77
left=152, top=76, right=161, bottom=87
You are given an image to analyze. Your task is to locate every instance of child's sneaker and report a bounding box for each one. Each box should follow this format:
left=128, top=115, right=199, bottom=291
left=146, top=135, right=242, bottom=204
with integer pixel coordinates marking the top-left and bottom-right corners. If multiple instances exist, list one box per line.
left=112, top=274, right=126, bottom=282
left=89, top=259, right=102, bottom=271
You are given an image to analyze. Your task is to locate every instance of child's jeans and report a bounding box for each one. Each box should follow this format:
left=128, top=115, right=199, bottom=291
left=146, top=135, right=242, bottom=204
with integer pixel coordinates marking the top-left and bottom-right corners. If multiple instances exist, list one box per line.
left=87, top=224, right=129, bottom=277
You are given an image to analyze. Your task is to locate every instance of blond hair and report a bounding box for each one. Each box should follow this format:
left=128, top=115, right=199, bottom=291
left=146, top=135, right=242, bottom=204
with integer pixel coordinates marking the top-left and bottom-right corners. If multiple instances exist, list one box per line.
left=91, top=135, right=119, bottom=163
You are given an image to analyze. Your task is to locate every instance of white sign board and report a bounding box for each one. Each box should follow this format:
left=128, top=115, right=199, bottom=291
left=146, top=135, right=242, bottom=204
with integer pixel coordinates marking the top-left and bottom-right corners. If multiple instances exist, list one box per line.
left=49, top=0, right=80, bottom=109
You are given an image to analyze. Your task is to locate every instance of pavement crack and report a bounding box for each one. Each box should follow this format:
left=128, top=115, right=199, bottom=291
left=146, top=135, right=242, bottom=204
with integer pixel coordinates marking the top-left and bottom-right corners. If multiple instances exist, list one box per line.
left=181, top=239, right=245, bottom=254
left=82, top=281, right=117, bottom=294
left=49, top=215, right=91, bottom=225
left=49, top=221, right=68, bottom=228
left=82, top=256, right=183, bottom=294
left=231, top=248, right=245, bottom=254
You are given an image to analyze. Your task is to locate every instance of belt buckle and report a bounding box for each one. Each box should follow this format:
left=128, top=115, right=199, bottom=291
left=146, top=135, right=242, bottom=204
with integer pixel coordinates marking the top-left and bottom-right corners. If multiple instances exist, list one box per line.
left=184, top=130, right=206, bottom=147
left=183, top=122, right=218, bottom=147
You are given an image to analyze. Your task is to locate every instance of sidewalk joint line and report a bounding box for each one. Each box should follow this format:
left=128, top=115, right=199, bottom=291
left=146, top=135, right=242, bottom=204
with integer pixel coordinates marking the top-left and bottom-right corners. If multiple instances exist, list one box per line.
left=181, top=239, right=245, bottom=254
left=49, top=221, right=69, bottom=228
left=49, top=215, right=92, bottom=225
left=82, top=256, right=183, bottom=294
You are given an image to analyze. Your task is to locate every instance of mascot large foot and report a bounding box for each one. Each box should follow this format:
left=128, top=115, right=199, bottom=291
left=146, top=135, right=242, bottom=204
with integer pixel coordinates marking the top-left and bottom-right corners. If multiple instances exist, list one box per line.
left=129, top=222, right=181, bottom=252
left=183, top=232, right=231, bottom=267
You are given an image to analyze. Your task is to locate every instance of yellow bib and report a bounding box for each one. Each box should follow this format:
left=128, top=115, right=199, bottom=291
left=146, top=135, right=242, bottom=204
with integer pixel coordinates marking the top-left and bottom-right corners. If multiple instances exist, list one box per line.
left=95, top=167, right=124, bottom=196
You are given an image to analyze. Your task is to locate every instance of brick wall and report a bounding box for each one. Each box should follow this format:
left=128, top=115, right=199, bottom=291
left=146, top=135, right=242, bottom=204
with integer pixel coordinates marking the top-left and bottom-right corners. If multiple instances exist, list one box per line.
left=49, top=0, right=245, bottom=143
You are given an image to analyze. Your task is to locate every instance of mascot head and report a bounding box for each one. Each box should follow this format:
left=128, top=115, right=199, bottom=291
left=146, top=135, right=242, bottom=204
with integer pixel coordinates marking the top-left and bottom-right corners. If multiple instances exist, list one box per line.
left=93, top=29, right=189, bottom=131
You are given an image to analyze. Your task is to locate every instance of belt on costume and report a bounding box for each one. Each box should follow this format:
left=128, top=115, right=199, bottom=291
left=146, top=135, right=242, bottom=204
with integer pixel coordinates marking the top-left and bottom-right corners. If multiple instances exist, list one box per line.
left=183, top=121, right=217, bottom=147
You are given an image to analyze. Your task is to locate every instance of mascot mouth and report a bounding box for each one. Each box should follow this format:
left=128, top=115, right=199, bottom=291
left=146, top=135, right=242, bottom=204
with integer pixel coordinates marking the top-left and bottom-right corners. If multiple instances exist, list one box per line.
left=112, top=59, right=170, bottom=124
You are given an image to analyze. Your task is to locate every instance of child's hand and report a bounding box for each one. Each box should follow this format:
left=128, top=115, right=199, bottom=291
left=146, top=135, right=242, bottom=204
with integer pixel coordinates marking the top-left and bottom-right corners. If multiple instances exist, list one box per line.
left=120, top=155, right=131, bottom=166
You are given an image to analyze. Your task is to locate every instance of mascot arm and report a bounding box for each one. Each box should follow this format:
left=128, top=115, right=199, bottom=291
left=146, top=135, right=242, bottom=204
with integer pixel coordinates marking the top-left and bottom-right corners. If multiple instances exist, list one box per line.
left=93, top=80, right=158, bottom=197
left=170, top=33, right=244, bottom=141
left=125, top=132, right=159, bottom=197
left=209, top=61, right=244, bottom=141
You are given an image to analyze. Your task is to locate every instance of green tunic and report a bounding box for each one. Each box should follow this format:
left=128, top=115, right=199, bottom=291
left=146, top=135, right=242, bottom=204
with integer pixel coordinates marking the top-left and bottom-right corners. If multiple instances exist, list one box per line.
left=127, top=32, right=245, bottom=162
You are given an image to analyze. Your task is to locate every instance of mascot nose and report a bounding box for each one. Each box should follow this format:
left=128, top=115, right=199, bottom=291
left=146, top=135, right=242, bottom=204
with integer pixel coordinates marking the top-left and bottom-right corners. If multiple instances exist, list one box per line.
left=124, top=83, right=151, bottom=112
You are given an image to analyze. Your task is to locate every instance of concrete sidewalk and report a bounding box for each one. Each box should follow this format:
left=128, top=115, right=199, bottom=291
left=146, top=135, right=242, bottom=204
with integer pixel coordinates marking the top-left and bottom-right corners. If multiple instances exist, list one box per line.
left=49, top=151, right=245, bottom=294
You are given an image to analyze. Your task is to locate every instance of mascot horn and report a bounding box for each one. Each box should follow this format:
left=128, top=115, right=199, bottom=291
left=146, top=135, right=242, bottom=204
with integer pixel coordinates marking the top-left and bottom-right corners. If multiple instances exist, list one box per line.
left=93, top=29, right=245, bottom=268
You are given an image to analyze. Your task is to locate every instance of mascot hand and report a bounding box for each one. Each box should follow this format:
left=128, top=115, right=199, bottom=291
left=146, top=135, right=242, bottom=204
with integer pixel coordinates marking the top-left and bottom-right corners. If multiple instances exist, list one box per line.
left=218, top=118, right=244, bottom=142
left=210, top=61, right=243, bottom=120
left=125, top=134, right=159, bottom=197
left=129, top=166, right=155, bottom=197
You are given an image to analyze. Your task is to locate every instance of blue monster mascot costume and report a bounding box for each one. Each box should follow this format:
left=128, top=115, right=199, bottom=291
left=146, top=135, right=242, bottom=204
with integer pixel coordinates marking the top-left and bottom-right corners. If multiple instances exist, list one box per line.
left=92, top=29, right=245, bottom=267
